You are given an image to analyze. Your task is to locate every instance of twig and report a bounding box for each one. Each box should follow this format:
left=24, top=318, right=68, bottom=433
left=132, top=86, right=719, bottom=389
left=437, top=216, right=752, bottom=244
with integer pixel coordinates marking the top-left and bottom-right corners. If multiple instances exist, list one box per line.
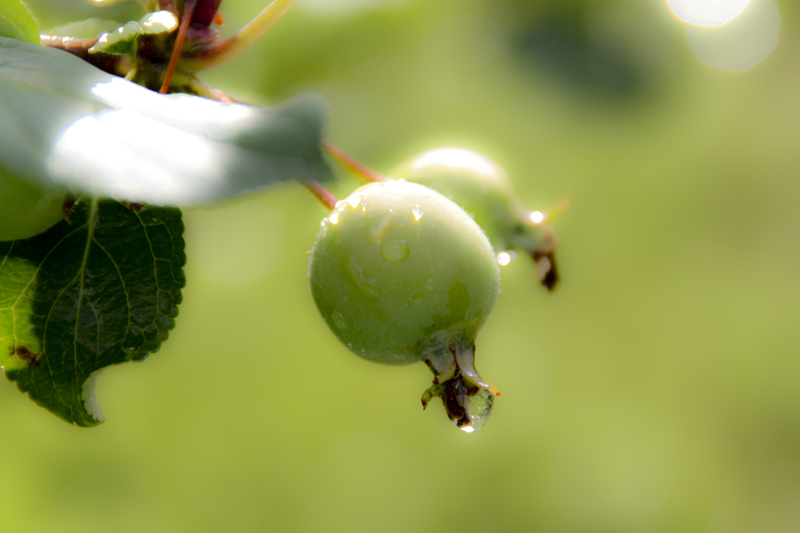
left=160, top=0, right=197, bottom=93
left=322, top=141, right=386, bottom=183
left=300, top=180, right=338, bottom=211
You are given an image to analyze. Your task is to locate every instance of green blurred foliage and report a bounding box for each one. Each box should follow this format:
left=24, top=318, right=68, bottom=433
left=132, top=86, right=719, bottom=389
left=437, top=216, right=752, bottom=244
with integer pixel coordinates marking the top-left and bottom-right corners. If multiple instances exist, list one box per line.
left=3, top=0, right=800, bottom=531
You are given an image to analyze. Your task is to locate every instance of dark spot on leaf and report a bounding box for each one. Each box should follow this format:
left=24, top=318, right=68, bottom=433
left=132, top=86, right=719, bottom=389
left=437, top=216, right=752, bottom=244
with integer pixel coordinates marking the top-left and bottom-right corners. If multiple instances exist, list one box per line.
left=10, top=346, right=39, bottom=367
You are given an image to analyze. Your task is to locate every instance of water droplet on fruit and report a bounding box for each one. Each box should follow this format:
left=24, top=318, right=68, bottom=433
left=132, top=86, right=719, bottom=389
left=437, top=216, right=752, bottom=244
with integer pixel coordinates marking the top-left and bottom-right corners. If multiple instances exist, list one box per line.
left=463, top=387, right=494, bottom=432
left=425, top=278, right=435, bottom=290
left=329, top=211, right=340, bottom=224
left=343, top=254, right=380, bottom=298
left=348, top=193, right=362, bottom=208
left=530, top=211, right=545, bottom=224
left=380, top=239, right=410, bottom=262
left=497, top=251, right=513, bottom=266
left=408, top=292, right=424, bottom=307
left=412, top=205, right=423, bottom=221
left=366, top=215, right=394, bottom=243
left=332, top=310, right=347, bottom=329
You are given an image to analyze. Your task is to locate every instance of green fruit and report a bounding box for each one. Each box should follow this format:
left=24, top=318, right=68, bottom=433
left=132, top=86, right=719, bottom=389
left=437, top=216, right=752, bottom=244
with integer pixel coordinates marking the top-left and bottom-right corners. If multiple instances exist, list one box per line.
left=390, top=147, right=560, bottom=290
left=0, top=165, right=65, bottom=242
left=309, top=179, right=501, bottom=432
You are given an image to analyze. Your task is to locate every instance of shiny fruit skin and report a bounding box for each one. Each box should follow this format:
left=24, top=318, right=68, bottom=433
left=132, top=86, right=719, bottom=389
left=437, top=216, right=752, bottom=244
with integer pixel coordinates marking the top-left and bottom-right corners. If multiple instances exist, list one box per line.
left=390, top=147, right=560, bottom=289
left=309, top=180, right=500, bottom=365
left=390, top=148, right=521, bottom=252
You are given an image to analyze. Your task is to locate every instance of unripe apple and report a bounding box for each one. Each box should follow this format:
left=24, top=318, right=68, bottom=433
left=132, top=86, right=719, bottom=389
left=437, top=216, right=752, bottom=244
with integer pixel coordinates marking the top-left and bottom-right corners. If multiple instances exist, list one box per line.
left=309, top=180, right=501, bottom=431
left=391, top=148, right=560, bottom=289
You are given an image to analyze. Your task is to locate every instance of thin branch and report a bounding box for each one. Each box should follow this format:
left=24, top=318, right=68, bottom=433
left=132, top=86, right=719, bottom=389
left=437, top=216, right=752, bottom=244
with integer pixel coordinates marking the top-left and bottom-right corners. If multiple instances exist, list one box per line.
left=322, top=141, right=386, bottom=183
left=41, top=35, right=131, bottom=77
left=160, top=0, right=197, bottom=94
left=300, top=180, right=338, bottom=211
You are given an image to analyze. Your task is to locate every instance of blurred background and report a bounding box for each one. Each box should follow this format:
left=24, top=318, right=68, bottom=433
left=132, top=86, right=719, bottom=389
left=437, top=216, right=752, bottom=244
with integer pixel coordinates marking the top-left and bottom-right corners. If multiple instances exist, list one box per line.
left=3, top=0, right=800, bottom=530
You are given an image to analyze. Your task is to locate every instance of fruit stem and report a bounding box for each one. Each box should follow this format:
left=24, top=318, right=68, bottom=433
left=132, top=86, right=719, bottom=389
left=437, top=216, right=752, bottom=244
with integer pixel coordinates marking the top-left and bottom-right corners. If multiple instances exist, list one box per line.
left=160, top=0, right=197, bottom=94
left=532, top=250, right=559, bottom=291
left=300, top=180, right=338, bottom=211
left=41, top=35, right=131, bottom=77
left=169, top=71, right=233, bottom=102
left=322, top=141, right=387, bottom=183
left=179, top=0, right=297, bottom=71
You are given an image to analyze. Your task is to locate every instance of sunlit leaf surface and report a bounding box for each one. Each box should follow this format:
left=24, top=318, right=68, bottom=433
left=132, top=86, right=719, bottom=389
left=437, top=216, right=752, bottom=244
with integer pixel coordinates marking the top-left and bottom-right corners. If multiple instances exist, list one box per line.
left=0, top=0, right=40, bottom=44
left=0, top=37, right=332, bottom=207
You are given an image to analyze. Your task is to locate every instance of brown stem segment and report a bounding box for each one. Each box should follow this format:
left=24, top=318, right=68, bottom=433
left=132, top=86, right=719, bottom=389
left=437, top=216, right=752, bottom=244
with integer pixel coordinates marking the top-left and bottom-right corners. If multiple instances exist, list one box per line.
left=322, top=141, right=386, bottom=183
left=532, top=250, right=559, bottom=291
left=300, top=180, right=338, bottom=211
left=160, top=0, right=197, bottom=94
left=41, top=35, right=131, bottom=77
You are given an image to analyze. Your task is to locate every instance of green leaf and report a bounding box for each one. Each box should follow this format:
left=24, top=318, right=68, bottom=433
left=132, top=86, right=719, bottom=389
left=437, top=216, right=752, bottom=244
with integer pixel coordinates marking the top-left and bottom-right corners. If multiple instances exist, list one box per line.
left=0, top=0, right=40, bottom=44
left=0, top=37, right=332, bottom=207
left=0, top=199, right=185, bottom=427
